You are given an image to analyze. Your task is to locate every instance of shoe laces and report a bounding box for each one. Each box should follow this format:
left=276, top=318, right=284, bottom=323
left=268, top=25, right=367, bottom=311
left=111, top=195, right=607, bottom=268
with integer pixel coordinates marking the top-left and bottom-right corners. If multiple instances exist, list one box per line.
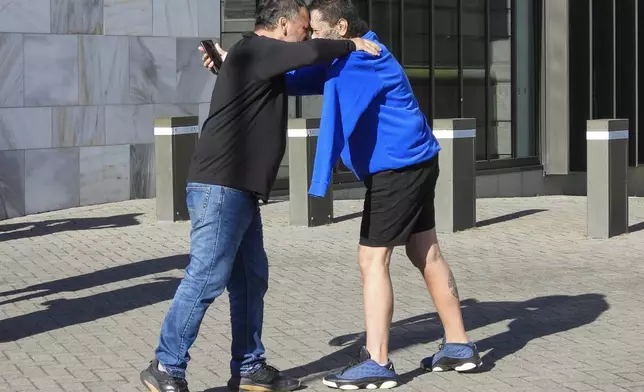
left=261, top=363, right=280, bottom=375
left=339, top=356, right=368, bottom=374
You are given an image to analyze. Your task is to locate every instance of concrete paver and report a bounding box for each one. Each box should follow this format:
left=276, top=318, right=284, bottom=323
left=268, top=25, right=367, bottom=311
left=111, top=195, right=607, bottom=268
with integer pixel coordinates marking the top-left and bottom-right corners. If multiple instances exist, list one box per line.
left=1, top=196, right=644, bottom=391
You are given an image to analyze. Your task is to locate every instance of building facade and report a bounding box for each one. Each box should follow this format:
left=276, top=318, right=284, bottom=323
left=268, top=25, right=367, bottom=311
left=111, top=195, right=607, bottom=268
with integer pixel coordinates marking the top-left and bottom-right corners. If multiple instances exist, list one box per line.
left=2, top=0, right=644, bottom=220
left=223, top=0, right=644, bottom=199
left=0, top=0, right=220, bottom=220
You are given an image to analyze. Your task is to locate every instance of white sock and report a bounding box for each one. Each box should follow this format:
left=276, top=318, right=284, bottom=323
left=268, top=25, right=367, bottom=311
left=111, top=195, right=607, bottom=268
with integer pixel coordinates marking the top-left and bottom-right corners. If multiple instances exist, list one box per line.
left=378, top=361, right=389, bottom=367
left=158, top=362, right=167, bottom=373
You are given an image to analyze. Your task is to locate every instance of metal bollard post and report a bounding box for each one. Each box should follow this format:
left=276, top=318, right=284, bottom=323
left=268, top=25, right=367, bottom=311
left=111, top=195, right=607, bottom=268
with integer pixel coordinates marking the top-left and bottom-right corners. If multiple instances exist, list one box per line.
left=154, top=116, right=199, bottom=222
left=287, top=118, right=333, bottom=227
left=433, top=118, right=477, bottom=233
left=586, top=119, right=629, bottom=238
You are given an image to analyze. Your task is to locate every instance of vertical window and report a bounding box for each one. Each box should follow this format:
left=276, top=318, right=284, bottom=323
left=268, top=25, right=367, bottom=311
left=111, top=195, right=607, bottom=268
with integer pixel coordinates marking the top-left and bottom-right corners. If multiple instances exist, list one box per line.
left=370, top=0, right=401, bottom=57
left=513, top=0, right=537, bottom=158
left=432, top=0, right=459, bottom=121
left=462, top=0, right=487, bottom=160
left=307, top=0, right=540, bottom=177
left=422, top=0, right=538, bottom=164
left=488, top=0, right=512, bottom=160
left=402, top=0, right=430, bottom=117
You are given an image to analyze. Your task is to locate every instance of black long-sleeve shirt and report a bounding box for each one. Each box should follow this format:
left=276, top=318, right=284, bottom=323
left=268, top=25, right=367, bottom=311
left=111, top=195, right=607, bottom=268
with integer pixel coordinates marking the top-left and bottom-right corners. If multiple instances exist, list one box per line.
left=187, top=33, right=357, bottom=201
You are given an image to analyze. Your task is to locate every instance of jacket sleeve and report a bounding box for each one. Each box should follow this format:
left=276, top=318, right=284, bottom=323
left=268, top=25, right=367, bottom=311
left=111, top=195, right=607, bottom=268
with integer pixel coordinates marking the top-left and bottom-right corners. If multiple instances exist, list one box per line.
left=285, top=65, right=329, bottom=96
left=308, top=69, right=383, bottom=197
left=255, top=39, right=356, bottom=80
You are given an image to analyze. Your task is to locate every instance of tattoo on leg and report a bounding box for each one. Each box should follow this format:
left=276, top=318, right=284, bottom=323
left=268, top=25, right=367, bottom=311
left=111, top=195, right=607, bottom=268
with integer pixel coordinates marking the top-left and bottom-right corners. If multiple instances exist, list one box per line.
left=448, top=270, right=459, bottom=298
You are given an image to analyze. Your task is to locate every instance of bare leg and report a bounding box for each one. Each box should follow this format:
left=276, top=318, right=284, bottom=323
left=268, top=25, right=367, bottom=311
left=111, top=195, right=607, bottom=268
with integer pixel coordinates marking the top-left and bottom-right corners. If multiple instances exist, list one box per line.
left=406, top=228, right=468, bottom=343
left=358, top=245, right=394, bottom=365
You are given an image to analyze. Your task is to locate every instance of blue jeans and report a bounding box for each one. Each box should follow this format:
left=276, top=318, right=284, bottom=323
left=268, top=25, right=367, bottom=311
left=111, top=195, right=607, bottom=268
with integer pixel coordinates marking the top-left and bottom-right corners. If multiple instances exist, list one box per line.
left=155, top=183, right=268, bottom=379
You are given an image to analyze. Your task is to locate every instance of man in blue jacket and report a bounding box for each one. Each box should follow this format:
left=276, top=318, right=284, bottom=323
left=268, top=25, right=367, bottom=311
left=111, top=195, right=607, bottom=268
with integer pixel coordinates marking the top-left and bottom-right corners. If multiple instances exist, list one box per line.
left=206, top=0, right=481, bottom=389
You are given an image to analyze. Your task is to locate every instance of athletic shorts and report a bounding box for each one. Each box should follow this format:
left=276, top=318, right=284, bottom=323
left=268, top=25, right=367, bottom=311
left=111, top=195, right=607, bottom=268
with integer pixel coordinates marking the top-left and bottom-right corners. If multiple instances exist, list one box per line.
left=359, top=155, right=439, bottom=247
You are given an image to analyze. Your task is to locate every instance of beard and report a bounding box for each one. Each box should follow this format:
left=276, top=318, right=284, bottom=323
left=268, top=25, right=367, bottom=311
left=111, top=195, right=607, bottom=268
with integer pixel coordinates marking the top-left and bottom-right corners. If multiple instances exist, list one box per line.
left=323, top=29, right=343, bottom=40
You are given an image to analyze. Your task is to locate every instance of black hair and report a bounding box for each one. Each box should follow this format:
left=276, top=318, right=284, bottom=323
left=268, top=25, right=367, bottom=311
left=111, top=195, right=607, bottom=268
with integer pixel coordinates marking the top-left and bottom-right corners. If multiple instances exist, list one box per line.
left=255, top=0, right=308, bottom=30
left=307, top=0, right=369, bottom=38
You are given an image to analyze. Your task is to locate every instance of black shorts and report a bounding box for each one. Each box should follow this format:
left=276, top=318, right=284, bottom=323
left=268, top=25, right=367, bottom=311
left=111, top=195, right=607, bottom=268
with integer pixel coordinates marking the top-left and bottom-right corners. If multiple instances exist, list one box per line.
left=360, top=155, right=439, bottom=247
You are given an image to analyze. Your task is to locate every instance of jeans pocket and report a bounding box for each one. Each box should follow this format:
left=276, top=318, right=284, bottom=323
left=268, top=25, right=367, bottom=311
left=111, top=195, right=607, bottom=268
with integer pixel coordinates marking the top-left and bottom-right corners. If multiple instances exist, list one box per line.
left=186, top=185, right=212, bottom=227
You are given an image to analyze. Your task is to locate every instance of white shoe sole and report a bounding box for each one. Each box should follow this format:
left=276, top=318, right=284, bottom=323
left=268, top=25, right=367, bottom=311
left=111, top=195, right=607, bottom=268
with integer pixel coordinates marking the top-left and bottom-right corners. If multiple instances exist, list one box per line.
left=323, top=379, right=398, bottom=389
left=432, top=361, right=481, bottom=373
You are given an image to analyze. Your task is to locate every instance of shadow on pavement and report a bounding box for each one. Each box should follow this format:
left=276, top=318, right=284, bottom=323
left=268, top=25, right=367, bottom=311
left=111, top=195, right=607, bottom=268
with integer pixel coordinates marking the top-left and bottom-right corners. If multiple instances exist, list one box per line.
left=329, top=209, right=549, bottom=227
left=0, top=213, right=143, bottom=242
left=0, top=275, right=183, bottom=343
left=203, top=385, right=308, bottom=392
left=628, top=221, right=644, bottom=233
left=280, top=294, right=608, bottom=388
left=476, top=209, right=547, bottom=228
left=0, top=254, right=188, bottom=306
left=0, top=255, right=608, bottom=390
left=332, top=212, right=362, bottom=224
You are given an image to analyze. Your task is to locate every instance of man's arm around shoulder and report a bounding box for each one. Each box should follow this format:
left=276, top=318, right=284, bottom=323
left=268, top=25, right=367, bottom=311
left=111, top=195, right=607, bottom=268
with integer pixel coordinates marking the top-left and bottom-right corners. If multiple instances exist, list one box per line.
left=253, top=37, right=380, bottom=80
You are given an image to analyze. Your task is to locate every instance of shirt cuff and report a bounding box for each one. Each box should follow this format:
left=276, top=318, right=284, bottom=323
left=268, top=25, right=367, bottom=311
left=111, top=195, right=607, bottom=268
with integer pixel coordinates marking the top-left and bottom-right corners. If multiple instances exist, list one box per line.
left=308, top=181, right=329, bottom=198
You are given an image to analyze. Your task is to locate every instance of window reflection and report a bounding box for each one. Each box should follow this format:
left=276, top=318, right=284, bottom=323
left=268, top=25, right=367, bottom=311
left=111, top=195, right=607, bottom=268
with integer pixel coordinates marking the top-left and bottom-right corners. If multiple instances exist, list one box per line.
left=310, top=0, right=537, bottom=164
left=371, top=0, right=401, bottom=56
left=403, top=0, right=429, bottom=66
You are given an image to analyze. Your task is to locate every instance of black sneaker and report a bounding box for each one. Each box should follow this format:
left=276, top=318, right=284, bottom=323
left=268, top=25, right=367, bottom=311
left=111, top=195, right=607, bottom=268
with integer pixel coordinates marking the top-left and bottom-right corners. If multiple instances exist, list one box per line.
left=140, top=359, right=190, bottom=392
left=322, top=347, right=398, bottom=390
left=227, top=376, right=240, bottom=391
left=239, top=362, right=301, bottom=391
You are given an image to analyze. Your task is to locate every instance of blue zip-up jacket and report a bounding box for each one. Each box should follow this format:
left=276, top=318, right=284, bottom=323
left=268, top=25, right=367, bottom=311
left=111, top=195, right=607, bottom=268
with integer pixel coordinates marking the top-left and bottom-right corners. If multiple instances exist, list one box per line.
left=286, top=31, right=440, bottom=197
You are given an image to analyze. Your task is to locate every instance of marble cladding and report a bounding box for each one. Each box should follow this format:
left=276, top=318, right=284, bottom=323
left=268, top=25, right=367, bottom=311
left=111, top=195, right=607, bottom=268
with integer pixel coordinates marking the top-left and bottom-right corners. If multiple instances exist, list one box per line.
left=104, top=0, right=153, bottom=36
left=153, top=0, right=199, bottom=37
left=0, top=0, right=219, bottom=37
left=0, top=108, right=52, bottom=151
left=53, top=106, right=106, bottom=147
left=105, top=104, right=154, bottom=145
left=80, top=145, right=131, bottom=206
left=130, top=37, right=177, bottom=104
left=25, top=148, right=80, bottom=215
left=0, top=150, right=25, bottom=220
left=177, top=38, right=218, bottom=104
left=79, top=35, right=130, bottom=105
left=0, top=0, right=51, bottom=33
left=198, top=0, right=221, bottom=38
left=0, top=34, right=24, bottom=107
left=153, top=104, right=198, bottom=119
left=0, top=142, right=156, bottom=217
left=130, top=144, right=155, bottom=199
left=24, top=34, right=79, bottom=106
left=0, top=0, right=220, bottom=219
left=51, top=0, right=103, bottom=35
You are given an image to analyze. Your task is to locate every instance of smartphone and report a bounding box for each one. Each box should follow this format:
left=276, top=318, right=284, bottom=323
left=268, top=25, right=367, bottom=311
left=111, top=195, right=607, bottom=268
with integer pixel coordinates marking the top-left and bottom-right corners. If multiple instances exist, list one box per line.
left=200, top=40, right=223, bottom=75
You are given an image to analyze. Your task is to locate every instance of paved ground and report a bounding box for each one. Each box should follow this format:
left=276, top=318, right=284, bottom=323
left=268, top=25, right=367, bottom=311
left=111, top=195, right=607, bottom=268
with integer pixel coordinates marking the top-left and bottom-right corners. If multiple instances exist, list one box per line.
left=1, top=196, right=644, bottom=392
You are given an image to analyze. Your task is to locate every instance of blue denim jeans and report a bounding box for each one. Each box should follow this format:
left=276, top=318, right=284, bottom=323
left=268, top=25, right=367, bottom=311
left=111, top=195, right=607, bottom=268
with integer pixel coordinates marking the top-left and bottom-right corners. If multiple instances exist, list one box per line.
left=155, top=183, right=268, bottom=379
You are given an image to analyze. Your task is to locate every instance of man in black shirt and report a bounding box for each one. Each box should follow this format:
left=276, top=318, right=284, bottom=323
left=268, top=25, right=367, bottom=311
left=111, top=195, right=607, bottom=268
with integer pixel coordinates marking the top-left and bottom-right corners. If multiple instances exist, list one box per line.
left=139, top=1, right=380, bottom=391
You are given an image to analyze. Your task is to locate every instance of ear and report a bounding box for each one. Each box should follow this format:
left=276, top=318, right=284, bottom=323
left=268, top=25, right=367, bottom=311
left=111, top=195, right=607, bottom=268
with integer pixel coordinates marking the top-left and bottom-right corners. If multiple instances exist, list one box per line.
left=278, top=16, right=288, bottom=35
left=336, top=18, right=349, bottom=36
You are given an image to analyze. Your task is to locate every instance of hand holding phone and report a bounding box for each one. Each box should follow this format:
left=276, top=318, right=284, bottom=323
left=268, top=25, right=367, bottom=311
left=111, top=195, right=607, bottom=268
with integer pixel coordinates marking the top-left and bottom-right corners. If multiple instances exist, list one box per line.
left=200, top=40, right=223, bottom=75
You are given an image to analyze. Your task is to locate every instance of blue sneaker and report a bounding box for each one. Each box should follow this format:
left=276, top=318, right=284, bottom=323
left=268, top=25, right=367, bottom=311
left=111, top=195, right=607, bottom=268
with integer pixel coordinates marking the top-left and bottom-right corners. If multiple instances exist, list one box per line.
left=322, top=347, right=398, bottom=390
left=420, top=340, right=482, bottom=373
